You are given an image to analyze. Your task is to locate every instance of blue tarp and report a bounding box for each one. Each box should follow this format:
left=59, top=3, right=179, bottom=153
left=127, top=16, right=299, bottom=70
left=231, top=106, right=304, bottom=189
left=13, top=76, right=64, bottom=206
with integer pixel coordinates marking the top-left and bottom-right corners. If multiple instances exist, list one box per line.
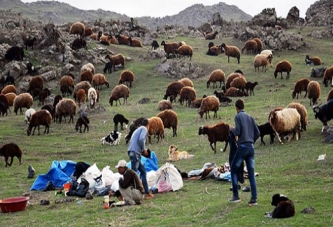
left=127, top=151, right=159, bottom=173
left=30, top=160, right=76, bottom=191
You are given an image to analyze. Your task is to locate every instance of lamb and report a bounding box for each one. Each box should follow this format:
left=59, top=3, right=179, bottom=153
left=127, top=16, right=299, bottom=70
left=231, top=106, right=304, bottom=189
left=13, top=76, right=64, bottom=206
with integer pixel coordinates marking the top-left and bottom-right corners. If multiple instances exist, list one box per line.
left=268, top=108, right=301, bottom=144
left=179, top=86, right=196, bottom=107
left=245, top=81, right=258, bottom=96
left=260, top=49, right=274, bottom=66
left=60, top=75, right=74, bottom=89
left=204, top=31, right=218, bottom=40
left=151, top=40, right=159, bottom=50
left=80, top=70, right=93, bottom=84
left=310, top=67, right=326, bottom=78
left=274, top=60, right=292, bottom=79
left=1, top=84, right=17, bottom=95
left=0, top=143, right=22, bottom=167
left=174, top=45, right=193, bottom=60
left=213, top=90, right=224, bottom=99
left=55, top=98, right=77, bottom=124
left=87, top=87, right=97, bottom=109
left=198, top=121, right=230, bottom=153
left=24, top=37, right=37, bottom=50
left=113, top=113, right=129, bottom=131
left=0, top=94, right=9, bottom=116
left=27, top=76, right=44, bottom=94
left=327, top=88, right=333, bottom=101
left=198, top=95, right=220, bottom=119
left=13, top=93, right=33, bottom=115
left=71, top=38, right=87, bottom=50
left=4, top=46, right=24, bottom=61
left=69, top=22, right=85, bottom=37
left=241, top=39, right=257, bottom=54
left=109, top=84, right=130, bottom=106
left=161, top=41, right=181, bottom=58
left=75, top=115, right=89, bottom=133
left=254, top=54, right=272, bottom=72
left=221, top=43, right=241, bottom=64
left=323, top=65, right=333, bottom=87
left=128, top=37, right=143, bottom=47
left=307, top=81, right=321, bottom=106
left=147, top=116, right=164, bottom=144
left=73, top=81, right=91, bottom=100
left=80, top=63, right=95, bottom=75
left=292, top=78, right=310, bottom=99
left=257, top=122, right=275, bottom=145
left=207, top=69, right=225, bottom=88
left=119, top=70, right=135, bottom=88
left=163, top=81, right=184, bottom=102
left=76, top=89, right=86, bottom=108
left=105, top=54, right=125, bottom=72
left=157, top=109, right=178, bottom=137
left=305, top=55, right=322, bottom=65
left=286, top=102, right=308, bottom=131
left=158, top=100, right=173, bottom=111
left=92, top=73, right=109, bottom=90
left=178, top=78, right=194, bottom=87
left=27, top=109, right=52, bottom=136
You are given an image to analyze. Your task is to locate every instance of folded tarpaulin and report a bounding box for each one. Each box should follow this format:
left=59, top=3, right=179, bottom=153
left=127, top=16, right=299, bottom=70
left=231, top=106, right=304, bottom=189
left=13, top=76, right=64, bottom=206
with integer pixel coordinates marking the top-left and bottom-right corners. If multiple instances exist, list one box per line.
left=30, top=160, right=76, bottom=191
left=126, top=151, right=159, bottom=172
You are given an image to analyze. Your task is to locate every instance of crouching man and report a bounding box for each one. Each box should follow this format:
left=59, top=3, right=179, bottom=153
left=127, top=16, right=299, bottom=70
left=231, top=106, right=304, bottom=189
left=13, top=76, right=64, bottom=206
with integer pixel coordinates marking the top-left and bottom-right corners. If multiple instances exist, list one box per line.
left=115, top=160, right=144, bottom=205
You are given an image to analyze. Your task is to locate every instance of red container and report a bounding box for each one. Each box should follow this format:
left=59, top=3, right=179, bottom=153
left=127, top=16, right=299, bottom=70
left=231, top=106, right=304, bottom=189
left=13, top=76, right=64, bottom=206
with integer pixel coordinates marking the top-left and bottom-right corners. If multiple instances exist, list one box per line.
left=0, top=196, right=29, bottom=213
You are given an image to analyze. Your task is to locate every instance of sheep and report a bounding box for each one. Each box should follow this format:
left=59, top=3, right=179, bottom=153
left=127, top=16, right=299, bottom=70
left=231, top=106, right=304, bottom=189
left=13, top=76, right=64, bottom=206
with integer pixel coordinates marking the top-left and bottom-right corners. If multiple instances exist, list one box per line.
left=221, top=43, right=241, bottom=64
left=125, top=117, right=146, bottom=144
left=286, top=102, right=308, bottom=131
left=105, top=54, right=125, bottom=72
left=204, top=31, right=218, bottom=40
left=1, top=84, right=16, bottom=95
left=307, top=81, right=321, bottom=106
left=1, top=75, right=15, bottom=87
left=226, top=72, right=243, bottom=89
left=214, top=90, right=224, bottom=100
left=109, top=84, right=130, bottom=106
left=174, top=45, right=193, bottom=60
left=27, top=76, right=44, bottom=94
left=76, top=89, right=86, bottom=108
left=252, top=38, right=263, bottom=54
left=60, top=75, right=74, bottom=89
left=80, top=63, right=95, bottom=75
left=13, top=93, right=33, bottom=115
left=151, top=40, right=159, bottom=50
left=27, top=109, right=52, bottom=136
left=38, top=88, right=51, bottom=106
left=310, top=67, right=326, bottom=78
left=55, top=98, right=77, bottom=124
left=147, top=116, right=164, bottom=144
left=241, top=39, right=258, bottom=54
left=119, top=70, right=135, bottom=88
left=91, top=31, right=102, bottom=41
left=158, top=100, right=173, bottom=111
left=230, top=75, right=247, bottom=92
left=75, top=115, right=89, bottom=133
left=224, top=87, right=248, bottom=97
left=198, top=95, right=220, bottom=119
left=207, top=44, right=222, bottom=56
left=207, top=69, right=225, bottom=88
left=292, top=78, right=310, bottom=99
left=71, top=38, right=87, bottom=50
left=179, top=86, right=196, bottom=106
left=69, top=22, right=85, bottom=37
left=245, top=81, right=258, bottom=96
left=5, top=46, right=24, bottom=61
left=73, top=81, right=91, bottom=100
left=257, top=122, right=275, bottom=145
left=92, top=73, right=109, bottom=90
left=254, top=54, right=272, bottom=72
left=156, top=109, right=178, bottom=137
left=53, top=95, right=62, bottom=108
left=260, top=49, right=274, bottom=66
left=103, top=62, right=113, bottom=74
left=60, top=84, right=73, bottom=97
left=113, top=113, right=129, bottom=131
left=198, top=121, right=230, bottom=153
left=99, top=34, right=119, bottom=45
left=323, top=65, right=333, bottom=87
left=24, top=108, right=36, bottom=124
left=161, top=41, right=181, bottom=58
left=268, top=108, right=301, bottom=144
left=115, top=34, right=130, bottom=45
left=190, top=95, right=207, bottom=108
left=87, top=87, right=97, bottom=109
left=163, top=81, right=184, bottom=102
left=312, top=99, right=333, bottom=127
left=80, top=70, right=93, bottom=84
left=84, top=27, right=93, bottom=37
left=0, top=94, right=9, bottom=116
left=0, top=103, right=7, bottom=116
left=274, top=60, right=292, bottom=79
left=5, top=92, right=17, bottom=111
left=41, top=104, right=55, bottom=121
left=26, top=61, right=37, bottom=75
left=0, top=143, right=22, bottom=167
left=128, top=37, right=143, bottom=47
left=24, top=37, right=37, bottom=50
left=305, top=55, right=322, bottom=65
left=178, top=78, right=194, bottom=87
left=327, top=88, right=333, bottom=101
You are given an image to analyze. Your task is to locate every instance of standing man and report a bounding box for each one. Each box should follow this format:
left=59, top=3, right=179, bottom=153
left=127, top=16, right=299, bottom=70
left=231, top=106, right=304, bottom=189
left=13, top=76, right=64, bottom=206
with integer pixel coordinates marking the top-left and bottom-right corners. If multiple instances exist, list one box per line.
left=127, top=118, right=154, bottom=199
left=229, top=99, right=260, bottom=205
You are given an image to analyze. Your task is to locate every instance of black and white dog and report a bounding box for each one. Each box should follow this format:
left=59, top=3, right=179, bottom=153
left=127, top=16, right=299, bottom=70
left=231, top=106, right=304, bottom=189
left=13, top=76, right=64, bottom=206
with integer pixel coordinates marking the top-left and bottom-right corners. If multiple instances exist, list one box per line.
left=265, top=193, right=295, bottom=218
left=101, top=131, right=122, bottom=145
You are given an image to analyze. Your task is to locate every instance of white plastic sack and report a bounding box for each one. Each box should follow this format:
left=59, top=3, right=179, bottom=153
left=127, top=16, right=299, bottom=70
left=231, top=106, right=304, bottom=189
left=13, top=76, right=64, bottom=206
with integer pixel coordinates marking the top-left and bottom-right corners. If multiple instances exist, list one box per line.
left=110, top=172, right=123, bottom=192
left=79, top=163, right=103, bottom=194
left=102, top=166, right=114, bottom=186
left=155, top=162, right=183, bottom=192
left=147, top=170, right=156, bottom=188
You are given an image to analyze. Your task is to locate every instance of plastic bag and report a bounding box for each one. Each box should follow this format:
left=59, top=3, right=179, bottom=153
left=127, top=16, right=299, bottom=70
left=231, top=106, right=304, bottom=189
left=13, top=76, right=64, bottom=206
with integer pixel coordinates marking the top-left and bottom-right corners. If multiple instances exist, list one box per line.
left=76, top=178, right=90, bottom=197
left=157, top=176, right=172, bottom=193
left=101, top=166, right=114, bottom=186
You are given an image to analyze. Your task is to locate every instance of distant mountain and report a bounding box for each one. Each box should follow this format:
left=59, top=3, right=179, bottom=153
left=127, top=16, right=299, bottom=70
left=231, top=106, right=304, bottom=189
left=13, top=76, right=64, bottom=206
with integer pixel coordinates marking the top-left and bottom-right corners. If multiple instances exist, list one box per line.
left=0, top=0, right=252, bottom=28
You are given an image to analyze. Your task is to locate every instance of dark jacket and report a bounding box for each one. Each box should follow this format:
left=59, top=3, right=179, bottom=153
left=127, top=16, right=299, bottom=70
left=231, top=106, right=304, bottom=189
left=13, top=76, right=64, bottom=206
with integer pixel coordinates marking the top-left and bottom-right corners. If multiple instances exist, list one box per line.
left=119, top=168, right=144, bottom=194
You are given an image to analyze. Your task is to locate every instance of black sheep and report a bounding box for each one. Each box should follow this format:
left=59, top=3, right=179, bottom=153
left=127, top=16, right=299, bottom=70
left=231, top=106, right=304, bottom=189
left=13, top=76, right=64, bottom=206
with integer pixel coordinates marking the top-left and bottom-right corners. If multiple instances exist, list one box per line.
left=71, top=38, right=87, bottom=50
left=257, top=122, right=275, bottom=145
left=5, top=46, right=25, bottom=61
left=125, top=117, right=146, bottom=144
left=26, top=62, right=37, bottom=75
left=113, top=113, right=129, bottom=131
left=0, top=143, right=22, bottom=167
left=151, top=40, right=159, bottom=50
left=103, top=62, right=113, bottom=74
left=24, top=37, right=37, bottom=50
left=268, top=194, right=295, bottom=218
left=75, top=115, right=89, bottom=133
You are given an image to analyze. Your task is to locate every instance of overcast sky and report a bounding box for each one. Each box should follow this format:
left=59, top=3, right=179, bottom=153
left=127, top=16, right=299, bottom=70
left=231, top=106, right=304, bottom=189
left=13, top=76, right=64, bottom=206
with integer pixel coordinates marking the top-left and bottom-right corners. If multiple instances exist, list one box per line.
left=21, top=0, right=316, bottom=18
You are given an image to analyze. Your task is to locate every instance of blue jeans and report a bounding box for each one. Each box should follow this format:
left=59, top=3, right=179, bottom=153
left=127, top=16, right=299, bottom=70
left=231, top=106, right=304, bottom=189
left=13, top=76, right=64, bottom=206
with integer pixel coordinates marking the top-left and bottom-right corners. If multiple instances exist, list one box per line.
left=230, top=144, right=257, bottom=200
left=128, top=151, right=149, bottom=194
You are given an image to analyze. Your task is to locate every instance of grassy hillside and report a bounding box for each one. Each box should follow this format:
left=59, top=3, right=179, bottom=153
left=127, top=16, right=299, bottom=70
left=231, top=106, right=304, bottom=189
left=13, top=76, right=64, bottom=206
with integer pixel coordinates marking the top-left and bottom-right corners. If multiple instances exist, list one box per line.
left=0, top=27, right=333, bottom=226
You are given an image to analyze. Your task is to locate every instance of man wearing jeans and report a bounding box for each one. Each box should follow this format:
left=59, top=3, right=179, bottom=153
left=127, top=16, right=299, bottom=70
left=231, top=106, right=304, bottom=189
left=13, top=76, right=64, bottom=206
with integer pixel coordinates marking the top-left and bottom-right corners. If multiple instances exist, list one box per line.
left=229, top=99, right=260, bottom=205
left=127, top=118, right=154, bottom=199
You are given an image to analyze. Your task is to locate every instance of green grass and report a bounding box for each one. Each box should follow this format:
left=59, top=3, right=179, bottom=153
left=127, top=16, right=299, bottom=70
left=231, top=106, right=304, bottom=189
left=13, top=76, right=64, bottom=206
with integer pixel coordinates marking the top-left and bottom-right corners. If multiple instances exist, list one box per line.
left=1, top=27, right=333, bottom=226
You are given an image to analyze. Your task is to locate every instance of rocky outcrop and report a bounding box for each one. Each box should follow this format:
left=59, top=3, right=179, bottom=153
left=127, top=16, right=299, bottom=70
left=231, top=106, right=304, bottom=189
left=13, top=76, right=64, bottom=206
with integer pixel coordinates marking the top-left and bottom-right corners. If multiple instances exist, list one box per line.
left=305, top=0, right=333, bottom=26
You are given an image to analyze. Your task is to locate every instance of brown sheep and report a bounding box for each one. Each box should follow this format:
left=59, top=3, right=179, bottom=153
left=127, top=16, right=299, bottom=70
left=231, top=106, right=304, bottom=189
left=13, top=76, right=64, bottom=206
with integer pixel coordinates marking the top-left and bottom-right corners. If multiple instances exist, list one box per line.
left=73, top=81, right=91, bottom=101
left=274, top=60, right=292, bottom=79
left=245, top=81, right=258, bottom=96
left=225, top=87, right=248, bottom=97
left=161, top=41, right=181, bottom=58
left=327, top=88, right=333, bottom=101
left=286, top=102, right=308, bottom=131
left=254, top=54, right=272, bottom=72
left=84, top=27, right=93, bottom=37
left=147, top=116, right=164, bottom=144
left=105, top=54, right=125, bottom=72
left=207, top=44, right=222, bottom=56
left=92, top=73, right=109, bottom=90
left=1, top=84, right=17, bottom=95
left=241, top=39, right=258, bottom=54
left=174, top=45, right=193, bottom=60
left=27, top=109, right=52, bottom=136
left=198, top=121, right=230, bottom=153
left=99, top=34, right=119, bottom=45
left=305, top=55, right=322, bottom=65
left=4, top=92, right=16, bottom=110
left=323, top=65, right=333, bottom=87
left=230, top=75, right=247, bottom=92
left=60, top=75, right=74, bottom=89
left=179, top=86, right=196, bottom=107
left=0, top=94, right=9, bottom=115
left=115, top=34, right=130, bottom=45
left=207, top=69, right=225, bottom=88
left=27, top=76, right=44, bottom=94
left=41, top=104, right=55, bottom=120
left=252, top=38, right=263, bottom=54
left=226, top=72, right=243, bottom=89
left=163, top=81, right=184, bottom=102
left=0, top=143, right=22, bottom=167
left=198, top=95, right=220, bottom=119
left=178, top=78, right=194, bottom=87
left=128, top=37, right=143, bottom=47
left=69, top=22, right=85, bottom=37
left=307, top=81, right=321, bottom=106
left=38, top=87, right=51, bottom=106
left=91, top=31, right=102, bottom=41
left=13, top=93, right=33, bottom=115
left=109, top=84, right=130, bottom=106
left=157, top=109, right=178, bottom=137
left=221, top=43, right=241, bottom=64
left=119, top=70, right=135, bottom=88
left=204, top=31, right=218, bottom=40
left=292, top=78, right=310, bottom=99
left=80, top=63, right=95, bottom=75
left=76, top=89, right=86, bottom=108
left=80, top=70, right=93, bottom=84
left=158, top=100, right=173, bottom=111
left=55, top=98, right=77, bottom=124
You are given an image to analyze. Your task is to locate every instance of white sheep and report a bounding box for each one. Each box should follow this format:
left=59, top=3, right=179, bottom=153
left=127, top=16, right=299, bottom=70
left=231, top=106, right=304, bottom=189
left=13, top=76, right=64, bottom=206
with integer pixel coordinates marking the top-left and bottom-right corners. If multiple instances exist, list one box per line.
left=88, top=87, right=98, bottom=109
left=254, top=54, right=272, bottom=72
left=25, top=108, right=36, bottom=124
